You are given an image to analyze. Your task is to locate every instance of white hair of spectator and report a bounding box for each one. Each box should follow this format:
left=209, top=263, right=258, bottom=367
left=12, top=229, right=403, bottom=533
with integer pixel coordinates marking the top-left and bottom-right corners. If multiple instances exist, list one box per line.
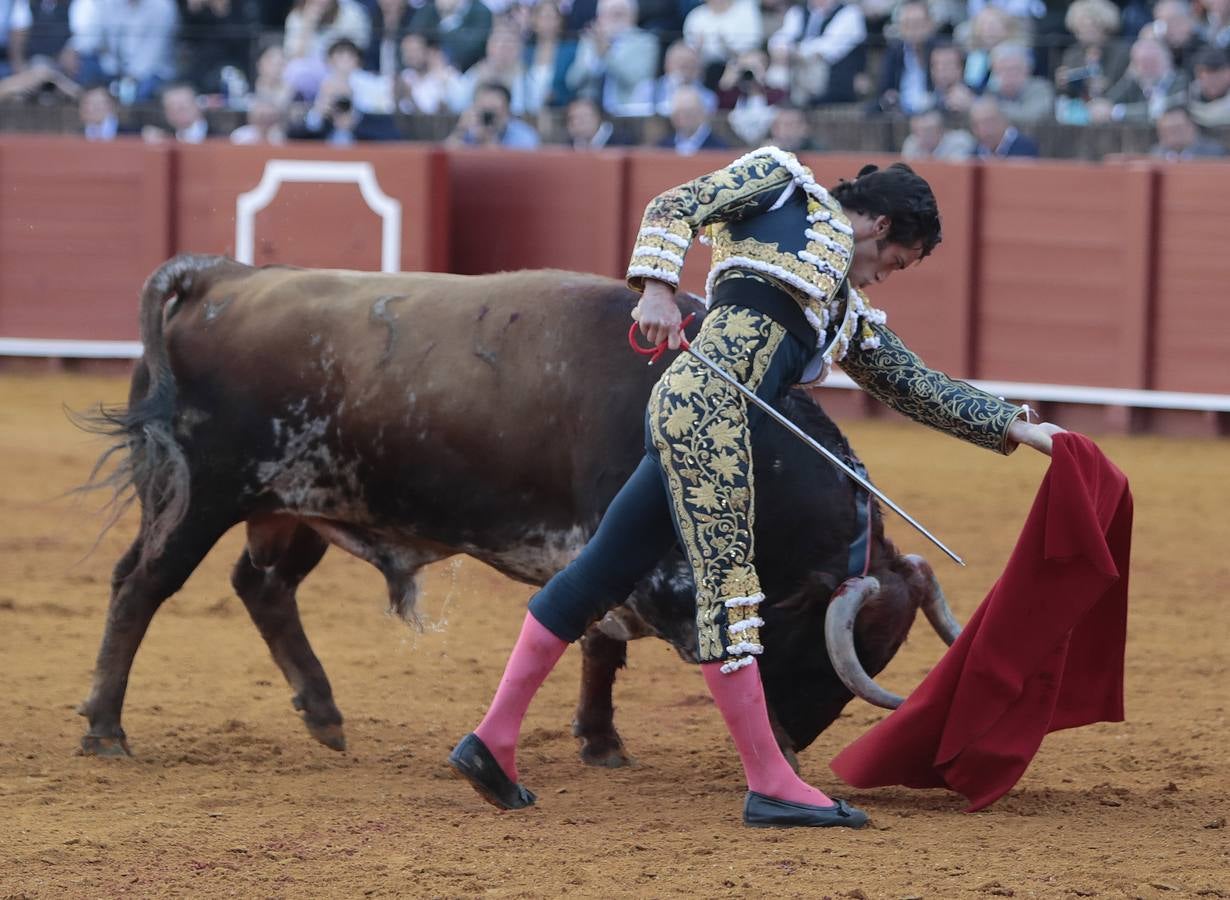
left=671, top=83, right=706, bottom=114
left=1064, top=0, right=1120, bottom=37
left=598, top=0, right=637, bottom=19
left=990, top=42, right=1032, bottom=68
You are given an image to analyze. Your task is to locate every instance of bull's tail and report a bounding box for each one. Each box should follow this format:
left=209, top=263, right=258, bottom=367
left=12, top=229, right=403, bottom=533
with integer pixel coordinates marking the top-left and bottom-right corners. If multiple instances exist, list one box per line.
left=72, top=254, right=225, bottom=567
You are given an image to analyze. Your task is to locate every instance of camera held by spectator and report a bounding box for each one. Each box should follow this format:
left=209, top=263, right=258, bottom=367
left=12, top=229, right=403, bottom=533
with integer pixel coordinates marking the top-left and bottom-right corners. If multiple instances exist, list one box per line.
left=446, top=81, right=540, bottom=149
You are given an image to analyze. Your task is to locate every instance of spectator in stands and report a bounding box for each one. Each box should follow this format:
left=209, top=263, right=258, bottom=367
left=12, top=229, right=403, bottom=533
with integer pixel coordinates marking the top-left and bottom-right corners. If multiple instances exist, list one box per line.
left=1091, top=36, right=1189, bottom=122
left=683, top=0, right=764, bottom=86
left=960, top=5, right=1019, bottom=92
left=408, top=0, right=492, bottom=74
left=142, top=82, right=209, bottom=143
left=230, top=95, right=288, bottom=143
left=250, top=41, right=293, bottom=109
left=368, top=0, right=412, bottom=73
left=396, top=33, right=465, bottom=113
left=969, top=94, right=1039, bottom=157
left=634, top=0, right=687, bottom=45
left=563, top=95, right=629, bottom=147
left=0, top=0, right=30, bottom=79
left=927, top=41, right=976, bottom=113
left=1188, top=43, right=1230, bottom=125
left=23, top=0, right=72, bottom=76
left=758, top=0, right=791, bottom=43
left=717, top=48, right=787, bottom=144
left=1146, top=0, right=1207, bottom=74
left=873, top=0, right=939, bottom=115
left=767, top=103, right=823, bottom=151
left=1054, top=0, right=1128, bottom=108
left=768, top=0, right=866, bottom=104
left=626, top=40, right=716, bottom=117
left=523, top=1, right=576, bottom=112
left=283, top=0, right=372, bottom=100
left=1197, top=0, right=1230, bottom=48
left=28, top=0, right=105, bottom=86
left=178, top=0, right=260, bottom=97
left=901, top=107, right=976, bottom=159
left=657, top=82, right=728, bottom=153
left=567, top=0, right=659, bottom=116
left=95, top=0, right=179, bottom=102
left=1151, top=103, right=1228, bottom=157
left=79, top=83, right=122, bottom=140
left=459, top=21, right=531, bottom=114
left=285, top=0, right=371, bottom=62
left=446, top=80, right=540, bottom=147
left=985, top=42, right=1053, bottom=122
left=312, top=37, right=394, bottom=116
left=0, top=58, right=76, bottom=99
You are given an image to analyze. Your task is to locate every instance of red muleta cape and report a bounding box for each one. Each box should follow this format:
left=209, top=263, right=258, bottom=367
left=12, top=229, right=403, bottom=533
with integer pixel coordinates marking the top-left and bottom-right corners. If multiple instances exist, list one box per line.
left=830, top=432, right=1133, bottom=811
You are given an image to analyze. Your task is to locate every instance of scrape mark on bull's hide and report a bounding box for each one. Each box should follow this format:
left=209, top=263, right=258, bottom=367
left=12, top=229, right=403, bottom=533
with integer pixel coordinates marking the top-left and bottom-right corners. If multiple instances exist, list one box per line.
left=255, top=408, right=368, bottom=518
left=370, top=294, right=410, bottom=366
left=174, top=407, right=211, bottom=440
left=476, top=305, right=489, bottom=321
left=473, top=344, right=498, bottom=371
left=460, top=524, right=590, bottom=584
left=203, top=295, right=234, bottom=323
left=508, top=312, right=520, bottom=325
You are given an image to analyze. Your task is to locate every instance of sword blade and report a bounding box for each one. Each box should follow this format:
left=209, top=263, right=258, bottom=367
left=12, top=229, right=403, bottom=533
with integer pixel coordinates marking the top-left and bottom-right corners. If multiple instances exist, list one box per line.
left=686, top=346, right=966, bottom=567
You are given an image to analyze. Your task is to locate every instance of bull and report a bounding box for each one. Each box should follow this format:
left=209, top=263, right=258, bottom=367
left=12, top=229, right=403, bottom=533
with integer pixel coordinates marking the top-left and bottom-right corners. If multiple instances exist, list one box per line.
left=77, top=255, right=960, bottom=767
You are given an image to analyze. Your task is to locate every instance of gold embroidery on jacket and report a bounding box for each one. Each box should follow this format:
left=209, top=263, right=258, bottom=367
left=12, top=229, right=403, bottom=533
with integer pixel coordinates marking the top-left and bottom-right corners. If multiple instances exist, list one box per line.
left=626, top=148, right=855, bottom=328
left=839, top=321, right=1026, bottom=454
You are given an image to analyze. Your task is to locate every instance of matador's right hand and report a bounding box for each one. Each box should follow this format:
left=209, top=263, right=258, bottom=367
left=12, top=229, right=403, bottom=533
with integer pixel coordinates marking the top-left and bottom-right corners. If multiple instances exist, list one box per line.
left=633, top=279, right=683, bottom=350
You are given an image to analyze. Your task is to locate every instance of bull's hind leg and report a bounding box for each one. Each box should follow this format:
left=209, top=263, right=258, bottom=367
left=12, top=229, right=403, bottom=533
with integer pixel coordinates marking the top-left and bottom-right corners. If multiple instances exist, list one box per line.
left=231, top=519, right=344, bottom=750
left=572, top=627, right=633, bottom=767
left=79, top=513, right=232, bottom=756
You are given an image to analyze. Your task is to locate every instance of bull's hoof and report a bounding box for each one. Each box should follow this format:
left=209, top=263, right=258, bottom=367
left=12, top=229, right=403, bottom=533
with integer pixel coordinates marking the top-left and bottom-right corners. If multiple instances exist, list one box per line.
left=577, top=735, right=633, bottom=768
left=305, top=720, right=347, bottom=752
left=79, top=734, right=132, bottom=757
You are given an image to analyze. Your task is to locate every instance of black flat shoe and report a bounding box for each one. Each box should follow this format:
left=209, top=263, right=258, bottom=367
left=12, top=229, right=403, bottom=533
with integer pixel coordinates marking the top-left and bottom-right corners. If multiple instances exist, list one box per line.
left=447, top=733, right=537, bottom=810
left=743, top=792, right=869, bottom=829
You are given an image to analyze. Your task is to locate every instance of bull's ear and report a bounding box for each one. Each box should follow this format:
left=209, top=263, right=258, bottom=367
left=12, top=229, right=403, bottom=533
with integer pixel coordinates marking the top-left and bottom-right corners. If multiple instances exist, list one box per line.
left=597, top=607, right=653, bottom=642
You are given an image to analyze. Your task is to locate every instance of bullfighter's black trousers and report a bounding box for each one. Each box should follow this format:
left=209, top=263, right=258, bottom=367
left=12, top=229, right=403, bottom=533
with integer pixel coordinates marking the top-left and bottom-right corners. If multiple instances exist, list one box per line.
left=528, top=289, right=810, bottom=671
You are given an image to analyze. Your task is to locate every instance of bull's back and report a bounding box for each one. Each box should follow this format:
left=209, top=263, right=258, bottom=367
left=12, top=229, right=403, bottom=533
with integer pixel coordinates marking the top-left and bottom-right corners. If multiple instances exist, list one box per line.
left=161, top=263, right=669, bottom=532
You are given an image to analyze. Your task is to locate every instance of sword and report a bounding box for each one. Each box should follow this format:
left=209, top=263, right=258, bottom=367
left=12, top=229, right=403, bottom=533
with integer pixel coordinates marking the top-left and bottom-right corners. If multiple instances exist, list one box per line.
left=629, top=314, right=966, bottom=567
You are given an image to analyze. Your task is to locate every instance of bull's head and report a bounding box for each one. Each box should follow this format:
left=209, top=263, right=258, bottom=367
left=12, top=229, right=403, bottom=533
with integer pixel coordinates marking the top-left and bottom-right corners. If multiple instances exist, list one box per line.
left=601, top=551, right=962, bottom=752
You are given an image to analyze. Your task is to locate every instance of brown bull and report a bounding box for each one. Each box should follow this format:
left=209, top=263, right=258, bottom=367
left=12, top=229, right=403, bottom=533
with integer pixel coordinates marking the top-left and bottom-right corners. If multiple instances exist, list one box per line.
left=77, top=255, right=958, bottom=764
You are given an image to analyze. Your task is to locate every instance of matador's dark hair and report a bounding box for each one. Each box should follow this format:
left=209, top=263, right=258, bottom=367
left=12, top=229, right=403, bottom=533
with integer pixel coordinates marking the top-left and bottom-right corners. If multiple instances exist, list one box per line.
left=830, top=162, right=943, bottom=259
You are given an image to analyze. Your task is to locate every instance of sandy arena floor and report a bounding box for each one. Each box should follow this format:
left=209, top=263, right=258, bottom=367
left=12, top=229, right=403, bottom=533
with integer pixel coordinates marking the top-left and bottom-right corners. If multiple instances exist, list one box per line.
left=0, top=372, right=1226, bottom=899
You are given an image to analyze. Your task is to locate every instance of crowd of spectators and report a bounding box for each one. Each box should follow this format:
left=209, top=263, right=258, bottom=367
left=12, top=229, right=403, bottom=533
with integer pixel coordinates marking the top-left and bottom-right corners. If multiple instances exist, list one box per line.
left=2, top=0, right=1230, bottom=161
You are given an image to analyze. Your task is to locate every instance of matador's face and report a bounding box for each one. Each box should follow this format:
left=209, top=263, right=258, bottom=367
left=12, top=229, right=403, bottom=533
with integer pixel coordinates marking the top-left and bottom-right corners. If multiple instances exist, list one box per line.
left=848, top=233, right=924, bottom=289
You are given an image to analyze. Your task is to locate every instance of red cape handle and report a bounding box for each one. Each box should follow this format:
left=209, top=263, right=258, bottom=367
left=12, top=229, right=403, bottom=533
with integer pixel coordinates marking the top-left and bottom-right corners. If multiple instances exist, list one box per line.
left=628, top=312, right=695, bottom=364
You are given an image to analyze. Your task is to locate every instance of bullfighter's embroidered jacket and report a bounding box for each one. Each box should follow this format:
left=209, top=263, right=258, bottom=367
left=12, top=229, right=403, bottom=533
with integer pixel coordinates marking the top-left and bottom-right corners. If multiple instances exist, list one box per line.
left=627, top=145, right=1026, bottom=454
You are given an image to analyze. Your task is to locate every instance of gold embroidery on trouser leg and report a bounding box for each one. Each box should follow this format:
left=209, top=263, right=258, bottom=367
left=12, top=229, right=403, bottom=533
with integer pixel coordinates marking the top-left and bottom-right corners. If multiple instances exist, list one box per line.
left=648, top=307, right=783, bottom=667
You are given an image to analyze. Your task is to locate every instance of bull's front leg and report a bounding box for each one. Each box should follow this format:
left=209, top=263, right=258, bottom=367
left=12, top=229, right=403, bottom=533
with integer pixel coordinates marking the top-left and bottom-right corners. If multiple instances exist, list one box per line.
left=572, top=626, right=633, bottom=768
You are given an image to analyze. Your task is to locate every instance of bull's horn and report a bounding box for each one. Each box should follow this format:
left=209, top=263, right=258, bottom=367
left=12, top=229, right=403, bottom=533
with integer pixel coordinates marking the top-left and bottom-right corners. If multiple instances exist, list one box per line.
left=903, top=554, right=963, bottom=646
left=824, top=576, right=904, bottom=710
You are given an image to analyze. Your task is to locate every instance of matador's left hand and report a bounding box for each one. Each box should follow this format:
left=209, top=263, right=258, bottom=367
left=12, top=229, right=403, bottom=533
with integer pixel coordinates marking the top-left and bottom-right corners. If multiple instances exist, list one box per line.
left=1007, top=420, right=1066, bottom=456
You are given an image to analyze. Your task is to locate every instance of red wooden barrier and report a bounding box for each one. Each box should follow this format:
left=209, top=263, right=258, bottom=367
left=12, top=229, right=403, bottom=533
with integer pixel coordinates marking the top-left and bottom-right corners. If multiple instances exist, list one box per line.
left=1153, top=162, right=1230, bottom=394
left=0, top=136, right=171, bottom=340
left=447, top=147, right=626, bottom=277
left=975, top=161, right=1154, bottom=388
left=174, top=142, right=448, bottom=274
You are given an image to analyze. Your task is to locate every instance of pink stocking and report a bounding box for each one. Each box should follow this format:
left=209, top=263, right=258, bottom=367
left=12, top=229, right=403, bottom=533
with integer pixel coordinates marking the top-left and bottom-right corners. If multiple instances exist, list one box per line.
left=473, top=611, right=568, bottom=782
left=702, top=659, right=834, bottom=806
